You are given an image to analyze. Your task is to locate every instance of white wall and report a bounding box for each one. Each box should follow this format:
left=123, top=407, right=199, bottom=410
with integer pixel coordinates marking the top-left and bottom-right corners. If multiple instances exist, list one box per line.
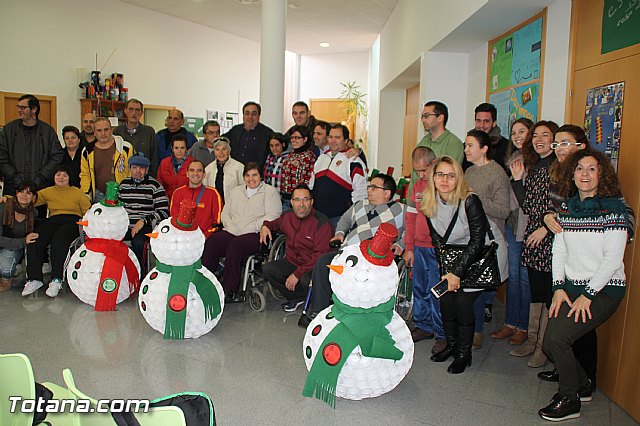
left=298, top=51, right=371, bottom=102
left=540, top=0, right=571, bottom=123
left=465, top=43, right=489, bottom=130
left=0, top=0, right=261, bottom=132
left=377, top=90, right=406, bottom=174
left=368, top=37, right=381, bottom=169
left=421, top=52, right=470, bottom=140
left=378, top=0, right=488, bottom=89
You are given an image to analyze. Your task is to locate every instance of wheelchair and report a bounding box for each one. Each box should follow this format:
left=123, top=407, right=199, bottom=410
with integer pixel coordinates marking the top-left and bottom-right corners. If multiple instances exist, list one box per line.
left=394, top=256, right=413, bottom=322
left=239, top=234, right=287, bottom=312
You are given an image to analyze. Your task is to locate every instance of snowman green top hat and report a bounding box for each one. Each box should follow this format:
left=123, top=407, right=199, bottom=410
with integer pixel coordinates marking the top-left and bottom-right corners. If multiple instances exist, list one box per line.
left=100, top=181, right=123, bottom=207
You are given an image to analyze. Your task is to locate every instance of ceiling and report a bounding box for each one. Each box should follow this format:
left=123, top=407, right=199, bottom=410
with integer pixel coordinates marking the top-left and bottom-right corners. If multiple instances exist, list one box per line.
left=121, top=0, right=398, bottom=54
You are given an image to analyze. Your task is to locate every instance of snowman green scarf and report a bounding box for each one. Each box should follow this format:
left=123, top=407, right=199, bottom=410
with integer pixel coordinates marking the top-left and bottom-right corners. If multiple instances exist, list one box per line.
left=302, top=295, right=403, bottom=407
left=155, top=260, right=222, bottom=339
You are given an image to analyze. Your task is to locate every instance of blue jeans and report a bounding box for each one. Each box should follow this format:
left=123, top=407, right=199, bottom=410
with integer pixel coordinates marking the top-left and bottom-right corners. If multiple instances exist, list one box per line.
left=412, top=246, right=444, bottom=339
left=505, top=223, right=530, bottom=330
left=0, top=247, right=24, bottom=278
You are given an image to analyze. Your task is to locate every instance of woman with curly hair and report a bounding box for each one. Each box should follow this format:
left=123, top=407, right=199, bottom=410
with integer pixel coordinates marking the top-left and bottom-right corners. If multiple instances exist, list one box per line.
left=510, top=120, right=559, bottom=367
left=538, top=149, right=628, bottom=421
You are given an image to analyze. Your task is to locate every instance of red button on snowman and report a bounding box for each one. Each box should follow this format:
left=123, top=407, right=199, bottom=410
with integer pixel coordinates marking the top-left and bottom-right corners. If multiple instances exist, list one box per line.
left=138, top=199, right=224, bottom=339
left=302, top=223, right=414, bottom=406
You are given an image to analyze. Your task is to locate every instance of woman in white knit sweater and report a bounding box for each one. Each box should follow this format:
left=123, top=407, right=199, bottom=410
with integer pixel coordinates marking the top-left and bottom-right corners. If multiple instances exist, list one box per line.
left=538, top=149, right=628, bottom=422
left=202, top=162, right=281, bottom=303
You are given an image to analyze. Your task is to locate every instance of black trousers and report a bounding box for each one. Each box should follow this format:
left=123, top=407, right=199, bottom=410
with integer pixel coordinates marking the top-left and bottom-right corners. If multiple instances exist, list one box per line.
left=439, top=290, right=481, bottom=327
left=27, top=214, right=80, bottom=281
left=262, top=258, right=311, bottom=302
left=543, top=293, right=620, bottom=398
left=309, top=251, right=338, bottom=312
left=528, top=267, right=553, bottom=305
left=124, top=224, right=152, bottom=274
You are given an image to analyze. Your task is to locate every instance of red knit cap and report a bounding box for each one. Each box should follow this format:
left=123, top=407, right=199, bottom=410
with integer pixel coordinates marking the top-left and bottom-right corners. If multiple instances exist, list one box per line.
left=170, top=199, right=198, bottom=231
left=359, top=223, right=398, bottom=266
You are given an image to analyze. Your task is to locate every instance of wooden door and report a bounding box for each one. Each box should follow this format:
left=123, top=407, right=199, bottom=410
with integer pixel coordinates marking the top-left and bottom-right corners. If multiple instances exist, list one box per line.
left=0, top=92, right=57, bottom=130
left=308, top=99, right=355, bottom=140
left=402, top=85, right=420, bottom=177
left=567, top=1, right=640, bottom=420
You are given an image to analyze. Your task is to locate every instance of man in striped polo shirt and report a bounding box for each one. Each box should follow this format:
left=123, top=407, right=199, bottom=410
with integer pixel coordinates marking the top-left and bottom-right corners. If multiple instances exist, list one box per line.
left=119, top=153, right=169, bottom=271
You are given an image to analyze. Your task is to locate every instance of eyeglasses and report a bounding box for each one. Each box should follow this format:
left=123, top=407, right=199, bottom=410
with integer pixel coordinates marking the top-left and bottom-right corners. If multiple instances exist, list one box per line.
left=551, top=142, right=583, bottom=149
left=292, top=197, right=312, bottom=203
left=290, top=135, right=304, bottom=140
left=434, top=172, right=456, bottom=180
left=421, top=112, right=439, bottom=119
left=16, top=105, right=31, bottom=111
left=367, top=184, right=386, bottom=191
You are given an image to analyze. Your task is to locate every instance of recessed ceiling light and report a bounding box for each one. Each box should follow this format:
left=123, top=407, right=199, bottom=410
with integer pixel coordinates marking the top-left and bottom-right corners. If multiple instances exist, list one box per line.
left=320, top=42, right=330, bottom=48
left=237, top=0, right=259, bottom=4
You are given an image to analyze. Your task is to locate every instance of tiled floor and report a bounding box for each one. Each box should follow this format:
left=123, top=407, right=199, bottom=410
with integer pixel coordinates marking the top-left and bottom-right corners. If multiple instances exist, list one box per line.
left=1, top=286, right=638, bottom=426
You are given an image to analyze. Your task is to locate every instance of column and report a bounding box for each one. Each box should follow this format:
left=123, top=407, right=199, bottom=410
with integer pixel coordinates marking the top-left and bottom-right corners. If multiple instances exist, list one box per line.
left=259, top=0, right=287, bottom=131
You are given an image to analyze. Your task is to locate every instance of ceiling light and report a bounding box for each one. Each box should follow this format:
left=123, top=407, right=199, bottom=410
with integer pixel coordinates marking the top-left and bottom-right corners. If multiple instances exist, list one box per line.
left=237, top=0, right=259, bottom=4
left=320, top=42, right=330, bottom=48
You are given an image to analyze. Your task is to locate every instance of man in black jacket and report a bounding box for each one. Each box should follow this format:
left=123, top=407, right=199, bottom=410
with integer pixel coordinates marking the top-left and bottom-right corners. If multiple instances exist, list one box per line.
left=223, top=101, right=273, bottom=167
left=0, top=94, right=64, bottom=195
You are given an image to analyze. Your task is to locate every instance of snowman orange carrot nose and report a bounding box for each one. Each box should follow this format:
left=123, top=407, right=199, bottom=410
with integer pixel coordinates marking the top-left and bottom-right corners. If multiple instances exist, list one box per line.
left=76, top=220, right=89, bottom=227
left=327, top=264, right=344, bottom=275
left=146, top=232, right=159, bottom=239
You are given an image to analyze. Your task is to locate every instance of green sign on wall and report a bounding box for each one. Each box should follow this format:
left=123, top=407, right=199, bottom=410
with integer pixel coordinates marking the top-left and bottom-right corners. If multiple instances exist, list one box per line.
left=602, top=0, right=640, bottom=54
left=184, top=116, right=204, bottom=138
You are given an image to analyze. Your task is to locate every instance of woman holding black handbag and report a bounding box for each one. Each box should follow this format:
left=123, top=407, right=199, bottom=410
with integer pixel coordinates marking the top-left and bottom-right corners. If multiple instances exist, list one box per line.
left=423, top=156, right=492, bottom=374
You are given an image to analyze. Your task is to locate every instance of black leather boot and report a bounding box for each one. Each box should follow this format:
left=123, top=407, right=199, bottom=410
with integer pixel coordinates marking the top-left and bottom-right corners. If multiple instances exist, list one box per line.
left=448, top=325, right=474, bottom=374
left=431, top=320, right=457, bottom=362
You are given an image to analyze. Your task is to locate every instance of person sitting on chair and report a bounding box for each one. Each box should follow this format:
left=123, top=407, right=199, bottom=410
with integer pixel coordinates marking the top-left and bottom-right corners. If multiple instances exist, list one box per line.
left=299, top=173, right=406, bottom=327
left=202, top=162, right=281, bottom=303
left=260, top=184, right=332, bottom=313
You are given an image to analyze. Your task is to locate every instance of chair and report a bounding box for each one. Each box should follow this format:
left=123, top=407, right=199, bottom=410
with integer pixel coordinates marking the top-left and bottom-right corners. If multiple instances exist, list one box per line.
left=0, top=353, right=36, bottom=426
left=62, top=369, right=187, bottom=426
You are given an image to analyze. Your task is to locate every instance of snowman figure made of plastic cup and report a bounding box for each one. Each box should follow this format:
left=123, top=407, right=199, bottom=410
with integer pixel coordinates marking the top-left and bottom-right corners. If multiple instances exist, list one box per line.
left=67, top=181, right=141, bottom=311
left=302, top=223, right=414, bottom=406
left=139, top=199, right=224, bottom=339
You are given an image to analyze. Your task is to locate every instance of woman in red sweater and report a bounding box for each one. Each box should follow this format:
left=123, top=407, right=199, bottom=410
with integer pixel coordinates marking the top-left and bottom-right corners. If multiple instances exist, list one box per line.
left=157, top=135, right=193, bottom=200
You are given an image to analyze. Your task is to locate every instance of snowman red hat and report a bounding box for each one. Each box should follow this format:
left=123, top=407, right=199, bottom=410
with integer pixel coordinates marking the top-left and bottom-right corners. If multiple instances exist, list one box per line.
left=359, top=223, right=398, bottom=266
left=171, top=199, right=198, bottom=231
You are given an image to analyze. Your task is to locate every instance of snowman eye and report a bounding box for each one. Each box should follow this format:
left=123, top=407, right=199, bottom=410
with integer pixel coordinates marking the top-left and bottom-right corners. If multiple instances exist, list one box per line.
left=93, top=208, right=102, bottom=216
left=345, top=255, right=358, bottom=267
left=160, top=225, right=170, bottom=233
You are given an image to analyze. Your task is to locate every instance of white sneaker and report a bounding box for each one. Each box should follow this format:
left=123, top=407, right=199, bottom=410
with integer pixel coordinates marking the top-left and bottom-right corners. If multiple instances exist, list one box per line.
left=42, top=263, right=52, bottom=274
left=46, top=280, right=63, bottom=298
left=22, top=280, right=43, bottom=296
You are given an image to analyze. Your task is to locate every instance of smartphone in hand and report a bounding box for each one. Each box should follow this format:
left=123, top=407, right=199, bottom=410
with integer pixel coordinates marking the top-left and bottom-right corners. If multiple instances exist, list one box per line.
left=431, top=279, right=449, bottom=298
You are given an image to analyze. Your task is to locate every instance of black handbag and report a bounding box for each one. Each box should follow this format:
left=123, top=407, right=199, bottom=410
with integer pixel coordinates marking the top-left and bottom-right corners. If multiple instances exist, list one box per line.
left=434, top=203, right=500, bottom=289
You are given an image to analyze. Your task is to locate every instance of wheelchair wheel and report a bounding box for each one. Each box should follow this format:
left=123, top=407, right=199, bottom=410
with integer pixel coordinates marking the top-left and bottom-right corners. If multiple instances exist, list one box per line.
left=267, top=234, right=287, bottom=261
left=395, top=259, right=413, bottom=322
left=248, top=287, right=266, bottom=312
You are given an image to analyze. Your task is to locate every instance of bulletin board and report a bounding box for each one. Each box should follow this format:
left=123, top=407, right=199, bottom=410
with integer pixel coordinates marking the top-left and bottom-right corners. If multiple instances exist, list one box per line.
left=486, top=10, right=546, bottom=135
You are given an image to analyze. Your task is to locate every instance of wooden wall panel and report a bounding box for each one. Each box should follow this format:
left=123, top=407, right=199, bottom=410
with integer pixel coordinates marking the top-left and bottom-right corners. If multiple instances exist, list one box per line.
left=573, top=0, right=640, bottom=71
left=568, top=1, right=640, bottom=420
left=402, top=85, right=420, bottom=177
left=0, top=92, right=57, bottom=130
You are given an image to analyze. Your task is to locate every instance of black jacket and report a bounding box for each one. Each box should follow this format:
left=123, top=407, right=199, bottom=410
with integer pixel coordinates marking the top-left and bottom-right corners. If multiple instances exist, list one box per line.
left=428, top=194, right=488, bottom=279
left=0, top=119, right=64, bottom=194
left=224, top=122, right=273, bottom=167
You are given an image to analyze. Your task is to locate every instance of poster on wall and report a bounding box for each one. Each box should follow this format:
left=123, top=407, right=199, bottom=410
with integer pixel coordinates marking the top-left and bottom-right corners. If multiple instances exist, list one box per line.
left=490, top=17, right=543, bottom=92
left=602, top=0, right=640, bottom=54
left=583, top=82, right=624, bottom=172
left=184, top=117, right=204, bottom=138
left=489, top=82, right=539, bottom=135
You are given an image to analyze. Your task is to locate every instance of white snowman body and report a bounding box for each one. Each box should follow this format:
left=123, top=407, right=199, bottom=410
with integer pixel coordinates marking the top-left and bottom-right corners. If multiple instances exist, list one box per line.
left=138, top=218, right=224, bottom=338
left=67, top=203, right=140, bottom=306
left=303, top=244, right=414, bottom=400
